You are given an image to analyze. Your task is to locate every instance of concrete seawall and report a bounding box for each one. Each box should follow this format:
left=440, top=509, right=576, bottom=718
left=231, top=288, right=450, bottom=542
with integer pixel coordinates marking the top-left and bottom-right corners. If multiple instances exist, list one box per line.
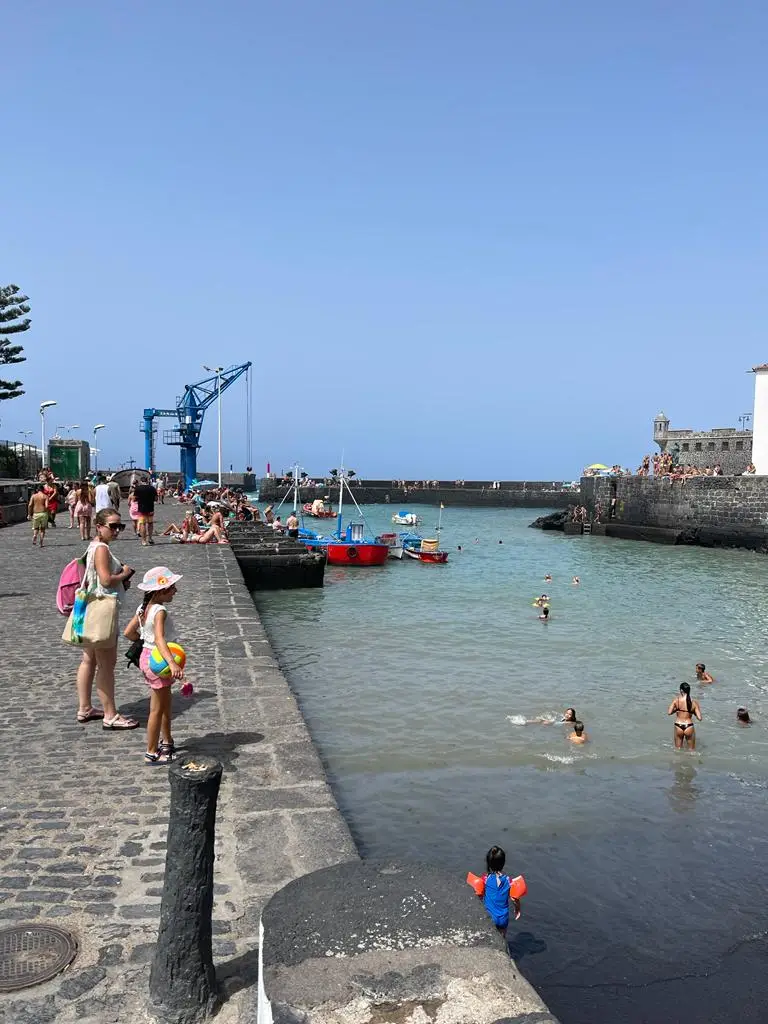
left=0, top=507, right=556, bottom=1023
left=258, top=479, right=576, bottom=509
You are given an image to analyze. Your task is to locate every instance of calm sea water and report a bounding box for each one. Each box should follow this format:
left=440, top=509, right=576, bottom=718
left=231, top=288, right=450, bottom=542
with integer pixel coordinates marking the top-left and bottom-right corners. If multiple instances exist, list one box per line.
left=254, top=506, right=768, bottom=1024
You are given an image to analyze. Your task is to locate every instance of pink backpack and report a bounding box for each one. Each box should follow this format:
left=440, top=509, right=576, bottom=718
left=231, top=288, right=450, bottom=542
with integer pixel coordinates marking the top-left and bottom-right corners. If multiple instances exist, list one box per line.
left=56, top=556, right=86, bottom=615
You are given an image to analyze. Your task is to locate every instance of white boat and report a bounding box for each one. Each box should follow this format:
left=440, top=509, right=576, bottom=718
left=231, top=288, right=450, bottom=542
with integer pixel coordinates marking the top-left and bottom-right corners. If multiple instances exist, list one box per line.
left=379, top=532, right=404, bottom=558
left=392, top=510, right=421, bottom=526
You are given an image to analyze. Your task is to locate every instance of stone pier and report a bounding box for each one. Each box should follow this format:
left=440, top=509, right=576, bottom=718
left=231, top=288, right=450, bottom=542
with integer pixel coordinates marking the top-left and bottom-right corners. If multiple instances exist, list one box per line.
left=0, top=505, right=355, bottom=1023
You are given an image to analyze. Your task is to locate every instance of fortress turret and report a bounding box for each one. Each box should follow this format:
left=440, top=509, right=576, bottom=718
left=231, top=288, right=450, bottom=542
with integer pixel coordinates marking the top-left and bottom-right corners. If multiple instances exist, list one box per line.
left=653, top=412, right=670, bottom=450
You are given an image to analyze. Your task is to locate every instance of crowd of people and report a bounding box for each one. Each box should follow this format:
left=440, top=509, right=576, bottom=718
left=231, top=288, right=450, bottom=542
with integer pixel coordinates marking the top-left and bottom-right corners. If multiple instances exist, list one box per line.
left=584, top=454, right=758, bottom=480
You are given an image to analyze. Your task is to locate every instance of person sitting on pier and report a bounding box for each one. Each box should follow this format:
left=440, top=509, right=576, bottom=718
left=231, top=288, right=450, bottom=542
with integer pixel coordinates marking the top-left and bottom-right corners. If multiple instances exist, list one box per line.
left=286, top=511, right=299, bottom=539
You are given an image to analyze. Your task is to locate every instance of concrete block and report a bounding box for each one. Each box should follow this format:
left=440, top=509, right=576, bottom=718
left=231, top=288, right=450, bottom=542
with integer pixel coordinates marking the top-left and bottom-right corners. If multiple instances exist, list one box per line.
left=258, top=861, right=557, bottom=1023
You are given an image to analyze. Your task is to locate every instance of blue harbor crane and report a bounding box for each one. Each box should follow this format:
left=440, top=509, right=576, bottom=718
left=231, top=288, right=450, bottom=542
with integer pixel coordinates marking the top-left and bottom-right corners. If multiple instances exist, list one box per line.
left=141, top=363, right=252, bottom=490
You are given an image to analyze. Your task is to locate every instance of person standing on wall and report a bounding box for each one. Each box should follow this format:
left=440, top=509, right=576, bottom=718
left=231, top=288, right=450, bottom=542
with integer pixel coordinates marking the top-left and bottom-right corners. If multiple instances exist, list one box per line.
left=134, top=474, right=158, bottom=546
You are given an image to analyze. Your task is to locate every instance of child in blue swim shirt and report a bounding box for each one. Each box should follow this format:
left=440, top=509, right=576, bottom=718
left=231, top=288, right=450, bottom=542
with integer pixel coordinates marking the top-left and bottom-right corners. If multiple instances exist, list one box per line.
left=483, top=845, right=522, bottom=937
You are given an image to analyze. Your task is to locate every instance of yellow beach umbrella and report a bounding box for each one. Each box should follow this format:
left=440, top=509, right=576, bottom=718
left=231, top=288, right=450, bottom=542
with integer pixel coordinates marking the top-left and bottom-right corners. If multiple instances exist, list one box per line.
left=586, top=463, right=609, bottom=470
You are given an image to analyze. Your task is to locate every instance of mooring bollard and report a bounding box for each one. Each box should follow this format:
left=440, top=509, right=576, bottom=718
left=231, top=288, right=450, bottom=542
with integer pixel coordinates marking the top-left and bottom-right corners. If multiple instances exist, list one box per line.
left=149, top=757, right=223, bottom=1024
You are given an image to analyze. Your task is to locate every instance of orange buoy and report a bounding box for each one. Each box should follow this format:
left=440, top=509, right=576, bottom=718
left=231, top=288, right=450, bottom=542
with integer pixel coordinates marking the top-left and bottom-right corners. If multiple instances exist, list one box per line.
left=509, top=874, right=527, bottom=900
left=466, top=871, right=485, bottom=897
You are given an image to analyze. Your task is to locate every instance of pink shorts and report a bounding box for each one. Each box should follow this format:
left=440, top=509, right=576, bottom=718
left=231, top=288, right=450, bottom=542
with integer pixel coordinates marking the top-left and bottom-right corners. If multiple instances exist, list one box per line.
left=140, top=647, right=173, bottom=690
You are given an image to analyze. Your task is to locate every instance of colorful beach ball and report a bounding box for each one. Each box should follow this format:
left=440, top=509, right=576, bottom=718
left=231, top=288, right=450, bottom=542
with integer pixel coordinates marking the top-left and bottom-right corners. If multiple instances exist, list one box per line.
left=149, top=642, right=186, bottom=678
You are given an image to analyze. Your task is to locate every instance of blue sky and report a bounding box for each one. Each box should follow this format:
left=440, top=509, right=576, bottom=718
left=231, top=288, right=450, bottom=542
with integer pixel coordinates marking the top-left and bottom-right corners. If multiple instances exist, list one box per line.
left=6, top=1, right=766, bottom=478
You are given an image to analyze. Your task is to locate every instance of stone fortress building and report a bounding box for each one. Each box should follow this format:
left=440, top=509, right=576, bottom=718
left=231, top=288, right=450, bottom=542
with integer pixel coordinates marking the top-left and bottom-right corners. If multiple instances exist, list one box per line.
left=653, top=412, right=753, bottom=475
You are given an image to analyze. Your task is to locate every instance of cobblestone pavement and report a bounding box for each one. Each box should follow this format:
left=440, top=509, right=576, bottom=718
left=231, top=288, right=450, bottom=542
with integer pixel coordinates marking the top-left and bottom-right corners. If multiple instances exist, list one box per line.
left=0, top=504, right=356, bottom=1023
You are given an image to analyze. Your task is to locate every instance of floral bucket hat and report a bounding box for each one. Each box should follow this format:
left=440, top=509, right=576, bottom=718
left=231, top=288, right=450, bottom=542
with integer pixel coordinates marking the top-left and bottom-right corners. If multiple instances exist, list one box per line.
left=137, top=566, right=184, bottom=592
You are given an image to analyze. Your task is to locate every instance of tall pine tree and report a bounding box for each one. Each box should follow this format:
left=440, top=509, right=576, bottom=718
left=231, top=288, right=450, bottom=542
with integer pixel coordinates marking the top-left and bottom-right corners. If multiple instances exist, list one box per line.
left=0, top=284, right=29, bottom=401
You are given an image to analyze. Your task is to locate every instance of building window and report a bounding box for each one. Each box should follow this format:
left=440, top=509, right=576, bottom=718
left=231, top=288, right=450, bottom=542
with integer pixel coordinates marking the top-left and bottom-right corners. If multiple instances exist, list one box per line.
left=722, top=441, right=729, bottom=450
left=695, top=442, right=702, bottom=451
left=736, top=440, right=744, bottom=451
left=682, top=442, right=689, bottom=452
left=708, top=442, right=715, bottom=450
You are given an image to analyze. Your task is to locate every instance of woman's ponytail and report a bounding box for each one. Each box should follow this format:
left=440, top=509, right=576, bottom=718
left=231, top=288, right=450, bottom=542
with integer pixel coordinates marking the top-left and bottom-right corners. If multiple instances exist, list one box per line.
left=680, top=682, right=692, bottom=714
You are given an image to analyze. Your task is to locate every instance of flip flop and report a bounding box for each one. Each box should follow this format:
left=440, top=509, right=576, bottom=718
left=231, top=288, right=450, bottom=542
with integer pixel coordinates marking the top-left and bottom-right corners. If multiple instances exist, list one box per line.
left=77, top=707, right=105, bottom=723
left=103, top=714, right=139, bottom=730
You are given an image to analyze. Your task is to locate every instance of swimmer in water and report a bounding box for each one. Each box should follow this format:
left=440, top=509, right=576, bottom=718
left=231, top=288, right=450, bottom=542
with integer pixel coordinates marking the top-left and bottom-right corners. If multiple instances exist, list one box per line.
left=533, top=594, right=549, bottom=607
left=567, top=721, right=589, bottom=744
left=668, top=682, right=702, bottom=750
left=572, top=576, right=580, bottom=585
left=695, top=663, right=715, bottom=683
left=530, top=707, right=576, bottom=726
left=737, top=707, right=751, bottom=725
left=539, top=606, right=550, bottom=621
left=544, top=573, right=552, bottom=582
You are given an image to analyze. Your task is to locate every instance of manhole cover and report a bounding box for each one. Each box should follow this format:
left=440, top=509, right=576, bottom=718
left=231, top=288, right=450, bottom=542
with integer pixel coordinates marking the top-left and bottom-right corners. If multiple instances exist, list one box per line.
left=0, top=925, right=78, bottom=992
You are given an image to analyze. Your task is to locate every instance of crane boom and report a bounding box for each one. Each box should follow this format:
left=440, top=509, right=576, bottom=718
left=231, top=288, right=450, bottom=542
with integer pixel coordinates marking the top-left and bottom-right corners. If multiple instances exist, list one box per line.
left=141, top=362, right=252, bottom=488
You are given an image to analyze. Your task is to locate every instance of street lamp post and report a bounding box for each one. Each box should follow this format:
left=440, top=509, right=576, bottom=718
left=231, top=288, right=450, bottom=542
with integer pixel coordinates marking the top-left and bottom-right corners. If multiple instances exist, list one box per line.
left=93, top=424, right=106, bottom=472
left=40, top=401, right=57, bottom=468
left=203, top=365, right=224, bottom=487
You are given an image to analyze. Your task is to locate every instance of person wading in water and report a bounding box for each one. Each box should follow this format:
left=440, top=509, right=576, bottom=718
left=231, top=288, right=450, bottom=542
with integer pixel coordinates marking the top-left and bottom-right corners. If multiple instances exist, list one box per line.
left=668, top=682, right=702, bottom=750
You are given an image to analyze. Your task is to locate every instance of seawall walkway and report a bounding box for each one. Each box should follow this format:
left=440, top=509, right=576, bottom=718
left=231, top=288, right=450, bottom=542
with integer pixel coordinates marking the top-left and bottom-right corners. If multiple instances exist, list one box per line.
left=0, top=505, right=356, bottom=1023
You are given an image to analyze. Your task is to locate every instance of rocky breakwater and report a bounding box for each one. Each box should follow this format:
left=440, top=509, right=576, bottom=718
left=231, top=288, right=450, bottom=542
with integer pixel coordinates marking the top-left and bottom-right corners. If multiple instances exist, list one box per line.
left=227, top=522, right=326, bottom=589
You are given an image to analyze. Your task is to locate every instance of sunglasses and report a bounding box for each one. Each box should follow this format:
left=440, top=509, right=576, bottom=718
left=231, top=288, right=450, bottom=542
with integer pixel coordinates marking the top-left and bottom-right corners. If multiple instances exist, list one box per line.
left=105, top=522, right=126, bottom=532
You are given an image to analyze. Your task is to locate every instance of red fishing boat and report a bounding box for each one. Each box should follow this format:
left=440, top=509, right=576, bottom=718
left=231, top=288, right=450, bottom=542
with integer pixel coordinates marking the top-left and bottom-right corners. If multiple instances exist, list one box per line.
left=302, top=472, right=389, bottom=566
left=401, top=506, right=449, bottom=563
left=325, top=527, right=390, bottom=565
left=302, top=502, right=335, bottom=519
left=404, top=541, right=449, bottom=564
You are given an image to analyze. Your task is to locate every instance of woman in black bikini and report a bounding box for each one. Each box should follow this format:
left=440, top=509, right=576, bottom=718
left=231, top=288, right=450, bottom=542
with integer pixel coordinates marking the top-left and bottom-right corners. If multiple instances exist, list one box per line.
left=668, top=682, right=702, bottom=750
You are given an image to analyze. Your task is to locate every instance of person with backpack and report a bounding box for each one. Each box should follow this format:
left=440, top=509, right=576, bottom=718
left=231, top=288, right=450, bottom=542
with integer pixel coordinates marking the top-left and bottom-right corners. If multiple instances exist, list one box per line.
left=74, top=508, right=138, bottom=727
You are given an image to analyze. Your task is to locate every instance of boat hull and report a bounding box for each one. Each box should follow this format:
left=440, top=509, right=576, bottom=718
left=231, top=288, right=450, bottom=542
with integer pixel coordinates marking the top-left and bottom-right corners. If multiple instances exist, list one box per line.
left=379, top=532, right=404, bottom=559
left=302, top=504, right=335, bottom=518
left=326, top=542, right=389, bottom=565
left=404, top=548, right=449, bottom=563
left=303, top=539, right=389, bottom=566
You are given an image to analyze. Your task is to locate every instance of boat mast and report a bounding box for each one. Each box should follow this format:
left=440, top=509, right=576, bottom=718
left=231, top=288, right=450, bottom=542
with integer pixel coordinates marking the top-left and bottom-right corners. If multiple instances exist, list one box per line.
left=293, top=463, right=299, bottom=512
left=335, top=465, right=344, bottom=539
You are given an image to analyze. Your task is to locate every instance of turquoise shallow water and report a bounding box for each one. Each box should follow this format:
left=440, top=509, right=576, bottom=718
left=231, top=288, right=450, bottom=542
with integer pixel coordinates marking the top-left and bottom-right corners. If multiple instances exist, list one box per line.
left=254, top=506, right=768, bottom=1023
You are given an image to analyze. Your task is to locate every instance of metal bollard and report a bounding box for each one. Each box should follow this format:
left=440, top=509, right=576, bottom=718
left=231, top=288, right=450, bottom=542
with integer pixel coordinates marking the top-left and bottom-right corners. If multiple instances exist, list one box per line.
left=149, top=757, right=223, bottom=1023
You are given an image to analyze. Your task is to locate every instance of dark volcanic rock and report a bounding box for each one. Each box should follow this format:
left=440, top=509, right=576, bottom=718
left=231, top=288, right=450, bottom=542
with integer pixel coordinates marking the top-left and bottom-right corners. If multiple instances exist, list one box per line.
left=529, top=509, right=569, bottom=530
